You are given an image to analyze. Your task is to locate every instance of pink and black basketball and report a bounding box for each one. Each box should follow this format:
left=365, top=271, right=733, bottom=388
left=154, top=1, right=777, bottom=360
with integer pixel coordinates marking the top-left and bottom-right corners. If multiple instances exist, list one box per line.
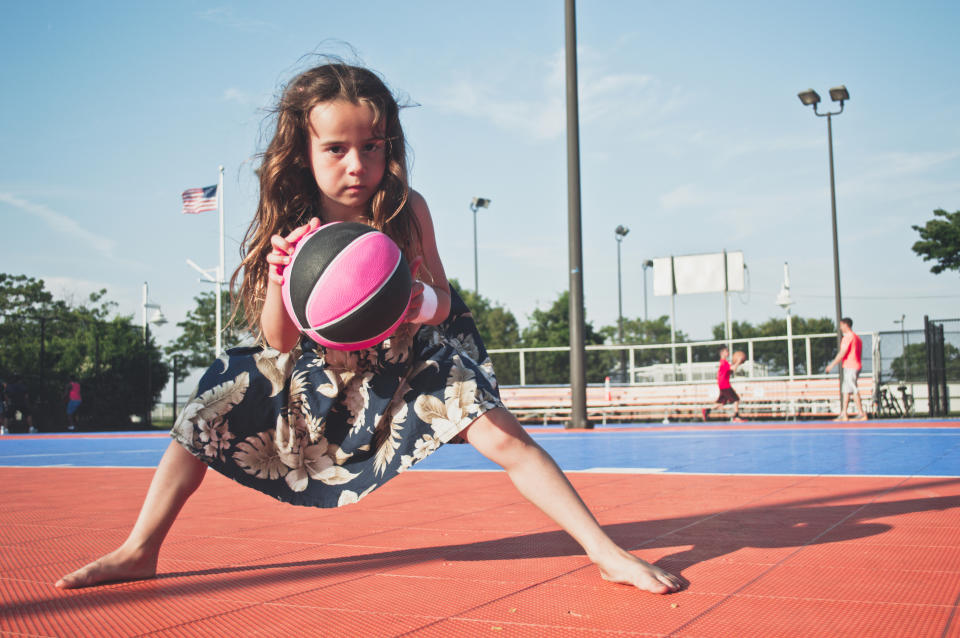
left=281, top=222, right=412, bottom=350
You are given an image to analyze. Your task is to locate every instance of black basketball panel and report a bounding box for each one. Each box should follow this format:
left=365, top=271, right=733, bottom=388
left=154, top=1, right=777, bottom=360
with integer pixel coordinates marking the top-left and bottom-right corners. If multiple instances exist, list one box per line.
left=288, top=222, right=376, bottom=328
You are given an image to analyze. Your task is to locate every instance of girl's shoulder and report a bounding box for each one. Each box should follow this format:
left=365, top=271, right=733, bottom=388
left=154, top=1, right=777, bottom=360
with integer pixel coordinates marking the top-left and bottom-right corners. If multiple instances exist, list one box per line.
left=408, top=189, right=429, bottom=216
left=407, top=189, right=436, bottom=230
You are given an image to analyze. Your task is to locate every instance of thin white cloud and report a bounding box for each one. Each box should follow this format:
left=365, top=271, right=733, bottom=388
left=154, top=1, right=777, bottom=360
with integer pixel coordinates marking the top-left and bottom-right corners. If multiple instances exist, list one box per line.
left=840, top=149, right=960, bottom=202
left=0, top=192, right=117, bottom=259
left=196, top=7, right=278, bottom=32
left=428, top=47, right=674, bottom=141
left=222, top=87, right=258, bottom=106
left=659, top=183, right=709, bottom=209
left=41, top=276, right=111, bottom=306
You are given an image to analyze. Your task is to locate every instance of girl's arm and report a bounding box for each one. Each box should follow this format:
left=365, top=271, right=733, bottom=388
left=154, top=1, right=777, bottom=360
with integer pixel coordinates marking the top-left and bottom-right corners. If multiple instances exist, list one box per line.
left=405, top=191, right=451, bottom=325
left=261, top=217, right=321, bottom=352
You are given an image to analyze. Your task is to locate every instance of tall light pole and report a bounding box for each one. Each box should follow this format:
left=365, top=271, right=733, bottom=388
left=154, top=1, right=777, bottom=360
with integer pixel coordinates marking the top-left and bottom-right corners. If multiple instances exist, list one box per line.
left=565, top=0, right=589, bottom=428
left=615, top=225, right=629, bottom=382
left=798, top=84, right=849, bottom=401
left=469, top=197, right=491, bottom=294
left=142, top=282, right=167, bottom=427
left=642, top=259, right=653, bottom=322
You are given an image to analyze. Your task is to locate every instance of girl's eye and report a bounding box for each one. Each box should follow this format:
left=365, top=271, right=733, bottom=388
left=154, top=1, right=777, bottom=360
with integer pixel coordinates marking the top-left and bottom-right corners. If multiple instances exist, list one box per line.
left=363, top=141, right=385, bottom=154
left=326, top=145, right=346, bottom=155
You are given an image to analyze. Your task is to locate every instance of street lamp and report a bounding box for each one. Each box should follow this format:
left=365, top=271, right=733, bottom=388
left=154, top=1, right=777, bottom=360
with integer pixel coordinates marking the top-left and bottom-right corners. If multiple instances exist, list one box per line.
left=469, top=197, right=491, bottom=293
left=614, top=225, right=630, bottom=382
left=798, top=84, right=849, bottom=401
left=142, top=282, right=167, bottom=339
left=142, top=282, right=167, bottom=427
left=641, top=259, right=653, bottom=322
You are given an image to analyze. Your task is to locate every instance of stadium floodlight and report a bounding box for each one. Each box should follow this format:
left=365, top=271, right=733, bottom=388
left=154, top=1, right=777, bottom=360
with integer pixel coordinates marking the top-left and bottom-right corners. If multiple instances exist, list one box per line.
left=797, top=89, right=820, bottom=106
left=469, top=197, right=492, bottom=293
left=798, top=84, right=850, bottom=402
left=829, top=85, right=849, bottom=103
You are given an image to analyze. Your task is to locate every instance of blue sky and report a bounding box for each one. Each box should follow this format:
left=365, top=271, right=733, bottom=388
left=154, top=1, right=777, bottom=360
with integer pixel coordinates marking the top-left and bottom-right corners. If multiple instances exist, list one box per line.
left=2, top=1, right=959, bottom=398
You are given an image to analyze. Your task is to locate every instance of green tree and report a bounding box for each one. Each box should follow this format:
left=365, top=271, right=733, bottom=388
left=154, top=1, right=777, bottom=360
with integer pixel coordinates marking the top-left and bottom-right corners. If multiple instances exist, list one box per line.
left=164, top=291, right=249, bottom=382
left=891, top=342, right=960, bottom=382
left=521, top=291, right=607, bottom=384
left=599, top=315, right=689, bottom=369
left=912, top=209, right=960, bottom=274
left=710, top=316, right=836, bottom=374
left=450, top=279, right=521, bottom=384
left=0, top=273, right=168, bottom=429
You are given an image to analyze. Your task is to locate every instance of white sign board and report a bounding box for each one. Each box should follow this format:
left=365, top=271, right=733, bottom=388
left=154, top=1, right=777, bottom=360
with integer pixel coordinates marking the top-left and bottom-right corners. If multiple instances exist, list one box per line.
left=653, top=251, right=744, bottom=296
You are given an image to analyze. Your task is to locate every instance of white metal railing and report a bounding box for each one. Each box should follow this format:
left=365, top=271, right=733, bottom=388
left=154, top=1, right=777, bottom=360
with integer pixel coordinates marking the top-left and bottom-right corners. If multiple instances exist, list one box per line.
left=488, top=331, right=879, bottom=387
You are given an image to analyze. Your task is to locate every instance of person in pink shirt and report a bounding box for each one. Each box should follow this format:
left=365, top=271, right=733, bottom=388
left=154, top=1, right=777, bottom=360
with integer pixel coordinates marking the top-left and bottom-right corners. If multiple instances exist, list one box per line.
left=703, top=346, right=745, bottom=422
left=825, top=317, right=867, bottom=421
left=64, top=379, right=82, bottom=432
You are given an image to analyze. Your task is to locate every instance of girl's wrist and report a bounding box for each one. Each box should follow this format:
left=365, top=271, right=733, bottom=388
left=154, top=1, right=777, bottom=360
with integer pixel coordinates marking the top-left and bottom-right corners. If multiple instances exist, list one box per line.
left=411, top=282, right=438, bottom=324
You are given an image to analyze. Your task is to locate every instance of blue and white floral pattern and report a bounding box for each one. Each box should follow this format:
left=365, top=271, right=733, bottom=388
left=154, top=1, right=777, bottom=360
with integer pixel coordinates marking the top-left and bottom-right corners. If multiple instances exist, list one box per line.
left=171, top=289, right=502, bottom=508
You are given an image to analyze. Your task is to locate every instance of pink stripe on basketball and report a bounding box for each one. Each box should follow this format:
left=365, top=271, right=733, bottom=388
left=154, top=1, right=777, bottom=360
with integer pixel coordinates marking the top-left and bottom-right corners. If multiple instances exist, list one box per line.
left=303, top=232, right=401, bottom=328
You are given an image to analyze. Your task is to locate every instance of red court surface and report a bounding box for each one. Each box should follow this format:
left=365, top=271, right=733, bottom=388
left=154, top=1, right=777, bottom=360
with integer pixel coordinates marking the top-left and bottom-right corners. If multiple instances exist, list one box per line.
left=3, top=463, right=959, bottom=637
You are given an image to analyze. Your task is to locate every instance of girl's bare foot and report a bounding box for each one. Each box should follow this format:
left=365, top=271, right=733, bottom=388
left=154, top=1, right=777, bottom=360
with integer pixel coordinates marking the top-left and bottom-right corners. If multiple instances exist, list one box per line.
left=594, top=547, right=685, bottom=594
left=55, top=546, right=158, bottom=589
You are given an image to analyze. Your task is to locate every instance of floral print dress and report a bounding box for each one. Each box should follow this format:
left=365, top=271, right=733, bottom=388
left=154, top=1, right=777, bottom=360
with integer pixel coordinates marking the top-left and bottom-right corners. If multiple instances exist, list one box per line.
left=171, top=289, right=503, bottom=508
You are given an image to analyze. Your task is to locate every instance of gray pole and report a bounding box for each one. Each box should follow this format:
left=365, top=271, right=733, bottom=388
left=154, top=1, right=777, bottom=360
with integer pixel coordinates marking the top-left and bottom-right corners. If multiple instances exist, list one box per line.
left=643, top=270, right=648, bottom=322
left=616, top=236, right=625, bottom=382
left=564, top=0, right=589, bottom=429
left=473, top=205, right=479, bottom=293
left=617, top=239, right=624, bottom=344
left=827, top=112, right=844, bottom=404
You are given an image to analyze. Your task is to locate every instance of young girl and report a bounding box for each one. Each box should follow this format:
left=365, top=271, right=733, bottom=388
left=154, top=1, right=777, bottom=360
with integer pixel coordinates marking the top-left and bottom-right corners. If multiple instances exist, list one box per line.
left=56, top=62, right=683, bottom=594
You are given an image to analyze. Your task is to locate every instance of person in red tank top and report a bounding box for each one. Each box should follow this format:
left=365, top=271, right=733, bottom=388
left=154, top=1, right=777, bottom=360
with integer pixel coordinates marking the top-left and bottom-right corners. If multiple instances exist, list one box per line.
left=826, top=317, right=867, bottom=421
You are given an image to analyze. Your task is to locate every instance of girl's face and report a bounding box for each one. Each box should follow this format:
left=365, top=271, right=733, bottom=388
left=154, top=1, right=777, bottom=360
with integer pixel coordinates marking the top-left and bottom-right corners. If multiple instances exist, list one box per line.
left=307, top=99, right=387, bottom=220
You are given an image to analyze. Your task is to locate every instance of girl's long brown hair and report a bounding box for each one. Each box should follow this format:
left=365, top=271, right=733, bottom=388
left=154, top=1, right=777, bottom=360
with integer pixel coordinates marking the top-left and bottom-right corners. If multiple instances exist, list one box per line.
left=230, top=63, right=421, bottom=338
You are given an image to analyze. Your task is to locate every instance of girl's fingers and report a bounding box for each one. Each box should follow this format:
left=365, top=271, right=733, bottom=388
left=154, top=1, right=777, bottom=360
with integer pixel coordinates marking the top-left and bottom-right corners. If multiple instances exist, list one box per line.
left=286, top=217, right=320, bottom=243
left=270, top=233, right=292, bottom=255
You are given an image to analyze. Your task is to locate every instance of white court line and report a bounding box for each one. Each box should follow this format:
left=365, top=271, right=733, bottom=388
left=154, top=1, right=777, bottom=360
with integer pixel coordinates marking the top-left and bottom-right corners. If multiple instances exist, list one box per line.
left=0, top=466, right=957, bottom=478
left=0, top=449, right=160, bottom=459
left=574, top=467, right=668, bottom=473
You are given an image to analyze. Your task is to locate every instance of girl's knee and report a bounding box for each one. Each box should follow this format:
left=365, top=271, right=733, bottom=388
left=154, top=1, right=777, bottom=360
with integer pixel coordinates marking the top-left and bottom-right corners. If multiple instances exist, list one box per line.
left=462, top=408, right=534, bottom=465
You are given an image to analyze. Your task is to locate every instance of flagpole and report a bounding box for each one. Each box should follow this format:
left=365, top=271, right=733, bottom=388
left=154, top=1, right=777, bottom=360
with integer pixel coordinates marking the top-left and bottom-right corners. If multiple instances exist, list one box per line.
left=216, top=165, right=224, bottom=356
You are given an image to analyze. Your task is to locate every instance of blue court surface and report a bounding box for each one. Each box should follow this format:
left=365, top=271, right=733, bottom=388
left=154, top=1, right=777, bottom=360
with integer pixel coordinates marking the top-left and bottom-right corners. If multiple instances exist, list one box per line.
left=3, top=421, right=959, bottom=477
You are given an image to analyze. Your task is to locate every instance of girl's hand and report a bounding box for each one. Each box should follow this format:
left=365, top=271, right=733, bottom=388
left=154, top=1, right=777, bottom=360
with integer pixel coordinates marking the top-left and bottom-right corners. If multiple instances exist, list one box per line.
left=266, top=217, right=321, bottom=286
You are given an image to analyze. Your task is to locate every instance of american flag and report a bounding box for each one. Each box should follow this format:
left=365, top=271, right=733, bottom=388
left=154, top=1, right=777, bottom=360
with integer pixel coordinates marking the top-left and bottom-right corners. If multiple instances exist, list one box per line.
left=181, top=185, right=218, bottom=214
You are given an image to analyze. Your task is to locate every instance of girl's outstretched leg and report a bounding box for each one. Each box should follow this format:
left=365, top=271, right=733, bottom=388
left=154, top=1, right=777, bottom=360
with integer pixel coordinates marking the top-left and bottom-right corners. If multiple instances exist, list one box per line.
left=460, top=408, right=685, bottom=594
left=55, top=441, right=207, bottom=589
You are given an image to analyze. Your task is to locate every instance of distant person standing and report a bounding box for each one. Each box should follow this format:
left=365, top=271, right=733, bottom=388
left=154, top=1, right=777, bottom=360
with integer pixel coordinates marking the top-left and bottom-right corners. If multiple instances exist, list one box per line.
left=703, top=346, right=745, bottom=422
left=65, top=379, right=82, bottom=431
left=6, top=376, right=37, bottom=433
left=826, top=317, right=867, bottom=421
